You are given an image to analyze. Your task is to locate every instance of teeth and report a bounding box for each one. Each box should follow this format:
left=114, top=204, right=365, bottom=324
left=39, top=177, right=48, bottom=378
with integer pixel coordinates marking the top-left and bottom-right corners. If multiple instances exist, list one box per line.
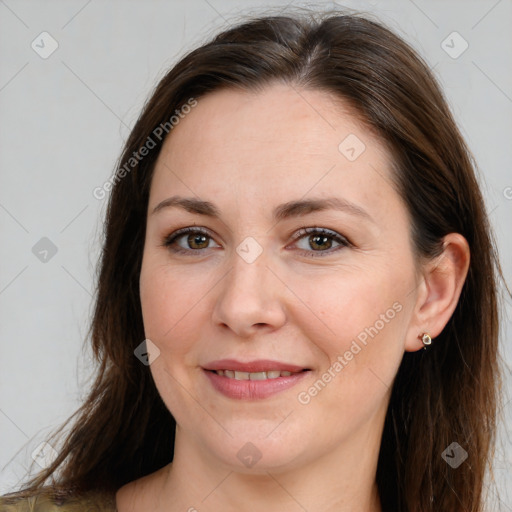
left=249, top=372, right=267, bottom=381
left=214, top=370, right=299, bottom=380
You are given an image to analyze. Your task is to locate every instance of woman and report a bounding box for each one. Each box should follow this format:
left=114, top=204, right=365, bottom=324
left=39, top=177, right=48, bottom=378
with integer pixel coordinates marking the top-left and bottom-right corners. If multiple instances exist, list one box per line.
left=0, top=9, right=506, bottom=512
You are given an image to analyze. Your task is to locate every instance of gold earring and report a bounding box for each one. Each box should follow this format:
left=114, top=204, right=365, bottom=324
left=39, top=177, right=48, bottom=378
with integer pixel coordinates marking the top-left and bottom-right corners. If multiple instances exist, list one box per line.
left=420, top=332, right=432, bottom=350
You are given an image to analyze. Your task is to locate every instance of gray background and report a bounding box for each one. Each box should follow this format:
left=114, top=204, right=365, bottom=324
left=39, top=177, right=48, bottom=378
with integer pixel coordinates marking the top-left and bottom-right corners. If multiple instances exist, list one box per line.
left=1, top=0, right=511, bottom=508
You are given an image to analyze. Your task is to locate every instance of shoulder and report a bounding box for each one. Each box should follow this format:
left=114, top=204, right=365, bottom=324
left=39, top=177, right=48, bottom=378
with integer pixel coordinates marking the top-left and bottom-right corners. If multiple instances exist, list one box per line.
left=0, top=488, right=117, bottom=512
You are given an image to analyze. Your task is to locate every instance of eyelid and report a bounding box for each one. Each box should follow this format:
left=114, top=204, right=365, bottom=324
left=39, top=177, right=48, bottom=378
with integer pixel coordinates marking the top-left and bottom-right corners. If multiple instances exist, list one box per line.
left=290, top=226, right=351, bottom=245
left=287, top=226, right=352, bottom=256
left=161, top=226, right=219, bottom=250
left=162, top=225, right=352, bottom=256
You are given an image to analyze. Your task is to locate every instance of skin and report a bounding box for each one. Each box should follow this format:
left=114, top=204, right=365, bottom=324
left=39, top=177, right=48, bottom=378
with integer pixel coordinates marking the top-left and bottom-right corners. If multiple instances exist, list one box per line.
left=116, top=83, right=470, bottom=512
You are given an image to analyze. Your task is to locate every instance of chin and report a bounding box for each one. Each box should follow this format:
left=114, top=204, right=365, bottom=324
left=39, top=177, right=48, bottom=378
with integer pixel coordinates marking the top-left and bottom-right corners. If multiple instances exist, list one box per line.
left=198, top=424, right=309, bottom=474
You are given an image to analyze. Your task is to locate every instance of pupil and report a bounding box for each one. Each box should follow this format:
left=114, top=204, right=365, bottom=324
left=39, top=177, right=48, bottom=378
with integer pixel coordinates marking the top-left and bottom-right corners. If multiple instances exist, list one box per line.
left=190, top=234, right=208, bottom=249
left=311, top=235, right=331, bottom=250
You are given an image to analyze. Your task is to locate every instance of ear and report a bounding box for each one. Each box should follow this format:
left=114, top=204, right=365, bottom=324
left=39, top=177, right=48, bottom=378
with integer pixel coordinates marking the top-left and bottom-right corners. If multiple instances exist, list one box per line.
left=404, top=233, right=470, bottom=352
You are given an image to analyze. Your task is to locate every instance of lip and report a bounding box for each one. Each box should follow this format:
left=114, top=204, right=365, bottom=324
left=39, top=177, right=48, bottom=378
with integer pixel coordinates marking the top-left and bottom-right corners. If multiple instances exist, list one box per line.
left=203, top=359, right=308, bottom=373
left=202, top=359, right=311, bottom=400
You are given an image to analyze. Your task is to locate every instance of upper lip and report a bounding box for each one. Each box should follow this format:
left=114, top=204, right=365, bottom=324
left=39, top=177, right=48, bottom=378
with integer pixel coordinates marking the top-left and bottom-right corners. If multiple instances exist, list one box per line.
left=203, top=359, right=308, bottom=373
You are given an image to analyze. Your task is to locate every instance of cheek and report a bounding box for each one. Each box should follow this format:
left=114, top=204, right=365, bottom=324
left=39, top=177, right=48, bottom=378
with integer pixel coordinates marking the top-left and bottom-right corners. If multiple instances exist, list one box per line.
left=140, top=261, right=206, bottom=421
left=292, top=267, right=409, bottom=400
left=295, top=267, right=404, bottom=347
left=139, top=260, right=201, bottom=359
left=294, top=306, right=405, bottom=435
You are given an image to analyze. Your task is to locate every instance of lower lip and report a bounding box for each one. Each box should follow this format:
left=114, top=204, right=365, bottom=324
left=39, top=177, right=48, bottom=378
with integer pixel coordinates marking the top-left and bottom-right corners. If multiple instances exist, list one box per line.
left=203, top=369, right=310, bottom=399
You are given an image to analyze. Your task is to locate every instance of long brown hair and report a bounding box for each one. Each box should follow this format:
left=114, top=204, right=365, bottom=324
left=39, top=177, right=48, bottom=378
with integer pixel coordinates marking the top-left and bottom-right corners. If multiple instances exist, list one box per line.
left=3, top=9, right=506, bottom=512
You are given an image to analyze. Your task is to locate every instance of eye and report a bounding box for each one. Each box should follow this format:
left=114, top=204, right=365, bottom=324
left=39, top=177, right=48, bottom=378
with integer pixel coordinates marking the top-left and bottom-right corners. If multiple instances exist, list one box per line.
left=161, top=227, right=220, bottom=255
left=161, top=226, right=351, bottom=257
left=289, top=227, right=351, bottom=257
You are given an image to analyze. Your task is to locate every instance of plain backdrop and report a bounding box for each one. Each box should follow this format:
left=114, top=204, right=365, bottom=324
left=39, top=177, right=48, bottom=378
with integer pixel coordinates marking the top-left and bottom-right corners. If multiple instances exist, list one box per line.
left=1, top=0, right=511, bottom=507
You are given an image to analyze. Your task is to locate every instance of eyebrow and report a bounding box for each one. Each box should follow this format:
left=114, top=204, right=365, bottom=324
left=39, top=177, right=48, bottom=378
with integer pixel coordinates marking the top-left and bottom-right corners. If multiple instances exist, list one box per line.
left=151, top=195, right=373, bottom=223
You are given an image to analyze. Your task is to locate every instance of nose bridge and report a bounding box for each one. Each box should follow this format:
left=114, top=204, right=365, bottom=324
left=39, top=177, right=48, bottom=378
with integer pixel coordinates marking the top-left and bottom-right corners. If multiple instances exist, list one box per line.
left=212, top=237, right=286, bottom=335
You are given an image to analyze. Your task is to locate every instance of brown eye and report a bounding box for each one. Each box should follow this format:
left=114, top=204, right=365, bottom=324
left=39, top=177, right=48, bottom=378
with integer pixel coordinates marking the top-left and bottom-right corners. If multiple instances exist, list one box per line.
left=186, top=233, right=210, bottom=250
left=162, top=227, right=220, bottom=255
left=309, top=234, right=334, bottom=251
left=292, top=227, right=351, bottom=257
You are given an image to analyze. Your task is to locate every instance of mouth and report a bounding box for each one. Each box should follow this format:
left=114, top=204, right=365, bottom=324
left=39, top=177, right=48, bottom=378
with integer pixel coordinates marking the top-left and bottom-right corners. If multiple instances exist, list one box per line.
left=208, top=369, right=308, bottom=380
left=202, top=359, right=311, bottom=399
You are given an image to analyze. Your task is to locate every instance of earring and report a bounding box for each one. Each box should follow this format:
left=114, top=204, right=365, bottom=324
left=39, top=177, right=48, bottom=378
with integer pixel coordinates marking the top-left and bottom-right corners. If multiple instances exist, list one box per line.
left=420, top=332, right=432, bottom=350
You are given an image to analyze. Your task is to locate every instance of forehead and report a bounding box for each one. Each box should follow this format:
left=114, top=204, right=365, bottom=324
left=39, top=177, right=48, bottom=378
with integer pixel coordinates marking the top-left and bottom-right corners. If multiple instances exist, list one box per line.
left=149, top=83, right=398, bottom=220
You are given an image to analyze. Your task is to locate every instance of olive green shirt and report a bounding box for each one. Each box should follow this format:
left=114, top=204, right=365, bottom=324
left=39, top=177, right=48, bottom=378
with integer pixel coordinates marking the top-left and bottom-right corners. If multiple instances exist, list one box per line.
left=0, top=490, right=117, bottom=512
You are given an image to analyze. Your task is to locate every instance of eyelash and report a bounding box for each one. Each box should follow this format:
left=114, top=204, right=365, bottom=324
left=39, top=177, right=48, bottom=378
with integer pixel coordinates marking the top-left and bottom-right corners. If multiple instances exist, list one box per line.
left=160, top=226, right=352, bottom=258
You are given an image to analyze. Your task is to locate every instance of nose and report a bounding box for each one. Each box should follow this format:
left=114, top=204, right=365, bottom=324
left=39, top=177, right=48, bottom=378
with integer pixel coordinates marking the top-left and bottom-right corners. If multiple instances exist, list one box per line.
left=211, top=245, right=287, bottom=338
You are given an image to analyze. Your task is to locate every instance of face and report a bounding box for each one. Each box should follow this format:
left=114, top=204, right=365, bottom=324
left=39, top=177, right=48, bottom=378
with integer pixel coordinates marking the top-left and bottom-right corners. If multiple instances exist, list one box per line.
left=139, top=83, right=421, bottom=473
